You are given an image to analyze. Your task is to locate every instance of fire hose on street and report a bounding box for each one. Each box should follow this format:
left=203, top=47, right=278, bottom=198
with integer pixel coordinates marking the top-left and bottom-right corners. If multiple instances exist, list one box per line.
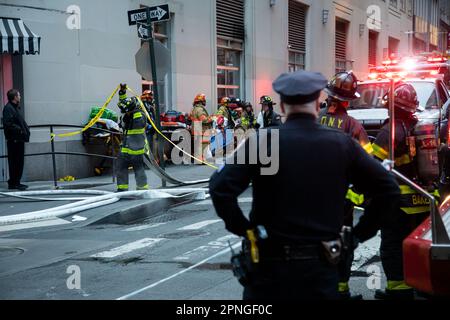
left=0, top=189, right=209, bottom=226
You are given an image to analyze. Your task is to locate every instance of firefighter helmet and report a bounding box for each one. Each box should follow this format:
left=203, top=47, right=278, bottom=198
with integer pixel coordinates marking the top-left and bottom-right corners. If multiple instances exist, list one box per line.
left=260, top=95, right=277, bottom=106
left=118, top=97, right=138, bottom=114
left=324, top=71, right=360, bottom=101
left=141, top=90, right=154, bottom=102
left=220, top=97, right=231, bottom=107
left=383, top=83, right=419, bottom=114
left=194, top=93, right=207, bottom=105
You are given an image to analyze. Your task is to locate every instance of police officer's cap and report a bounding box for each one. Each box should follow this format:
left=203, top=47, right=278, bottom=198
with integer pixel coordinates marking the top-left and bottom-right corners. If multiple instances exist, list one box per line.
left=273, top=71, right=328, bottom=105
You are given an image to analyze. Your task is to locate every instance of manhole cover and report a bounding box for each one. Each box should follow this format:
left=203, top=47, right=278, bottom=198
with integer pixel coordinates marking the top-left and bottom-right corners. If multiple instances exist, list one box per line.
left=0, top=247, right=25, bottom=259
left=160, top=230, right=209, bottom=239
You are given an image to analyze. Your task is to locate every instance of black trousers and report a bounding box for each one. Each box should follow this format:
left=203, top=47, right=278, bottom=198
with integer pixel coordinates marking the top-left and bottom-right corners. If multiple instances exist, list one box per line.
left=243, top=259, right=339, bottom=300
left=7, top=140, right=25, bottom=187
left=380, top=209, right=428, bottom=281
left=338, top=200, right=356, bottom=284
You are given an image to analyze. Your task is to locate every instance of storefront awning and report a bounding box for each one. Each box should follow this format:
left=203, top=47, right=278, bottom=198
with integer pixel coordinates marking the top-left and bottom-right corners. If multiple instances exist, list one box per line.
left=0, top=18, right=41, bottom=55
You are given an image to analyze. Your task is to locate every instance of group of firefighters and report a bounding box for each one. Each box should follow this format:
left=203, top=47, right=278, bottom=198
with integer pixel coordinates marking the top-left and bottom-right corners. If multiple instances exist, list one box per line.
left=114, top=68, right=438, bottom=299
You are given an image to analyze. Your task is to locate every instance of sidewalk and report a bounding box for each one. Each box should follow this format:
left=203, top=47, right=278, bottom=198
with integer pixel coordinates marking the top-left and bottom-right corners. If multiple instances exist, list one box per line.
left=0, top=164, right=215, bottom=220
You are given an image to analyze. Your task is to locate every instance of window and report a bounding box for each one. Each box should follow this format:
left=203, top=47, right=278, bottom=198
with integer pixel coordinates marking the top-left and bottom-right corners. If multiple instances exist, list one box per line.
left=389, top=0, right=398, bottom=8
left=289, top=51, right=305, bottom=72
left=369, top=31, right=378, bottom=67
left=216, top=0, right=244, bottom=99
left=388, top=37, right=400, bottom=57
left=288, top=0, right=307, bottom=71
left=217, top=38, right=243, bottom=99
left=335, top=20, right=348, bottom=73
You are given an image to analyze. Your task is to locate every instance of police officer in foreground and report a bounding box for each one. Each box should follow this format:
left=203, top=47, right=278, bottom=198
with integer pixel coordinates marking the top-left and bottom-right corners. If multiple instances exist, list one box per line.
left=209, top=70, right=400, bottom=300
left=321, top=71, right=372, bottom=300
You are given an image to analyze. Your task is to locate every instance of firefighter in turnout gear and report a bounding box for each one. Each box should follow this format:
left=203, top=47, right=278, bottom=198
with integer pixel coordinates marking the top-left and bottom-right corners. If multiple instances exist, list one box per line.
left=372, top=83, right=435, bottom=300
left=116, top=84, right=149, bottom=192
left=141, top=90, right=156, bottom=150
left=320, top=71, right=372, bottom=300
left=216, top=97, right=236, bottom=129
left=240, top=102, right=258, bottom=130
left=260, top=95, right=282, bottom=128
left=190, top=93, right=213, bottom=162
left=321, top=71, right=373, bottom=153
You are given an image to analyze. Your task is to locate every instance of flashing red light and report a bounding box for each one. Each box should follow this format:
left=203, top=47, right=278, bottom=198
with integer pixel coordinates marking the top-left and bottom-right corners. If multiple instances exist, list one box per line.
left=430, top=70, right=439, bottom=76
left=398, top=71, right=408, bottom=78
left=385, top=72, right=394, bottom=79
left=428, top=57, right=447, bottom=63
left=368, top=73, right=378, bottom=80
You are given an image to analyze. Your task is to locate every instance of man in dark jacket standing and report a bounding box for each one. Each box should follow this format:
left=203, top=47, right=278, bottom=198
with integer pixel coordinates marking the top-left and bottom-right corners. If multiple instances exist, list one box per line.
left=3, top=89, right=30, bottom=190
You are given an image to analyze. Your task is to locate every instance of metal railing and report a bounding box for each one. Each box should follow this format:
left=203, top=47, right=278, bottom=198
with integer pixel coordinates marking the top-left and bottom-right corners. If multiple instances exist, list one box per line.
left=0, top=124, right=121, bottom=188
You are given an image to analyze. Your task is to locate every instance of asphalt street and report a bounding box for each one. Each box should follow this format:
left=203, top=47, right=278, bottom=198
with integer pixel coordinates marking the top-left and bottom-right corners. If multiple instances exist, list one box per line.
left=0, top=186, right=385, bottom=300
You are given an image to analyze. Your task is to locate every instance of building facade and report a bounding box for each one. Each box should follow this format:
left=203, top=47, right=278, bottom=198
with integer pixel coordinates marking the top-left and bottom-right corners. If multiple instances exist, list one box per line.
left=0, top=0, right=414, bottom=181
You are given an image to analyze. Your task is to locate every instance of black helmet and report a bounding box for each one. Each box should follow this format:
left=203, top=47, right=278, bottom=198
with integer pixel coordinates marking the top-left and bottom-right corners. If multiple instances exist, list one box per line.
left=383, top=83, right=418, bottom=114
left=324, top=71, right=360, bottom=101
left=118, top=97, right=138, bottom=114
left=260, top=95, right=277, bottom=106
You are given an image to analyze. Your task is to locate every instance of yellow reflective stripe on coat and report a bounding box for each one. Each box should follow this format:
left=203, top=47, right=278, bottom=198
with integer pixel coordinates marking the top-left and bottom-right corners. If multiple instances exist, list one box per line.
left=401, top=206, right=430, bottom=215
left=137, top=185, right=149, bottom=190
left=399, top=185, right=416, bottom=195
left=121, top=148, right=146, bottom=155
left=117, top=185, right=129, bottom=190
left=119, top=93, right=127, bottom=100
left=133, top=112, right=143, bottom=119
left=362, top=143, right=373, bottom=155
left=372, top=144, right=388, bottom=160
left=338, top=282, right=350, bottom=293
left=395, top=154, right=412, bottom=166
left=126, top=128, right=146, bottom=135
left=386, top=280, right=412, bottom=291
left=346, top=189, right=365, bottom=206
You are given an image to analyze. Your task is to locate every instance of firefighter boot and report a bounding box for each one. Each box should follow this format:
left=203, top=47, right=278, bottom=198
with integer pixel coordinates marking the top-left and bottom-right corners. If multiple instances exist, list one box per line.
left=375, top=281, right=414, bottom=300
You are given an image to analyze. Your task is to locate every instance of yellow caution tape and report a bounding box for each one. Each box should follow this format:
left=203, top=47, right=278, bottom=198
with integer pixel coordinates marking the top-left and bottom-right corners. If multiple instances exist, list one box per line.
left=126, top=86, right=219, bottom=170
left=50, top=85, right=120, bottom=141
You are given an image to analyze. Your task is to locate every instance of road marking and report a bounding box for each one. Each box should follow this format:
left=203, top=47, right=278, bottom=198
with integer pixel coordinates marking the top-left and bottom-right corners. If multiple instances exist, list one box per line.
left=0, top=218, right=71, bottom=233
left=91, top=238, right=165, bottom=259
left=174, top=235, right=240, bottom=261
left=117, top=241, right=241, bottom=300
left=124, top=223, right=166, bottom=232
left=72, top=215, right=87, bottom=222
left=195, top=197, right=253, bottom=206
left=177, top=220, right=222, bottom=231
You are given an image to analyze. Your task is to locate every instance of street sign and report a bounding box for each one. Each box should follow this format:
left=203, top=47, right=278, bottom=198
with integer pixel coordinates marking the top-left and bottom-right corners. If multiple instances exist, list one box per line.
left=137, top=22, right=150, bottom=40
left=128, top=4, right=170, bottom=26
left=135, top=41, right=171, bottom=81
left=128, top=8, right=148, bottom=26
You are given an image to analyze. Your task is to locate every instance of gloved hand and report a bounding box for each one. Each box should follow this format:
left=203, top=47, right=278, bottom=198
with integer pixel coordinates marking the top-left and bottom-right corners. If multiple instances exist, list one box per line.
left=120, top=83, right=127, bottom=92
